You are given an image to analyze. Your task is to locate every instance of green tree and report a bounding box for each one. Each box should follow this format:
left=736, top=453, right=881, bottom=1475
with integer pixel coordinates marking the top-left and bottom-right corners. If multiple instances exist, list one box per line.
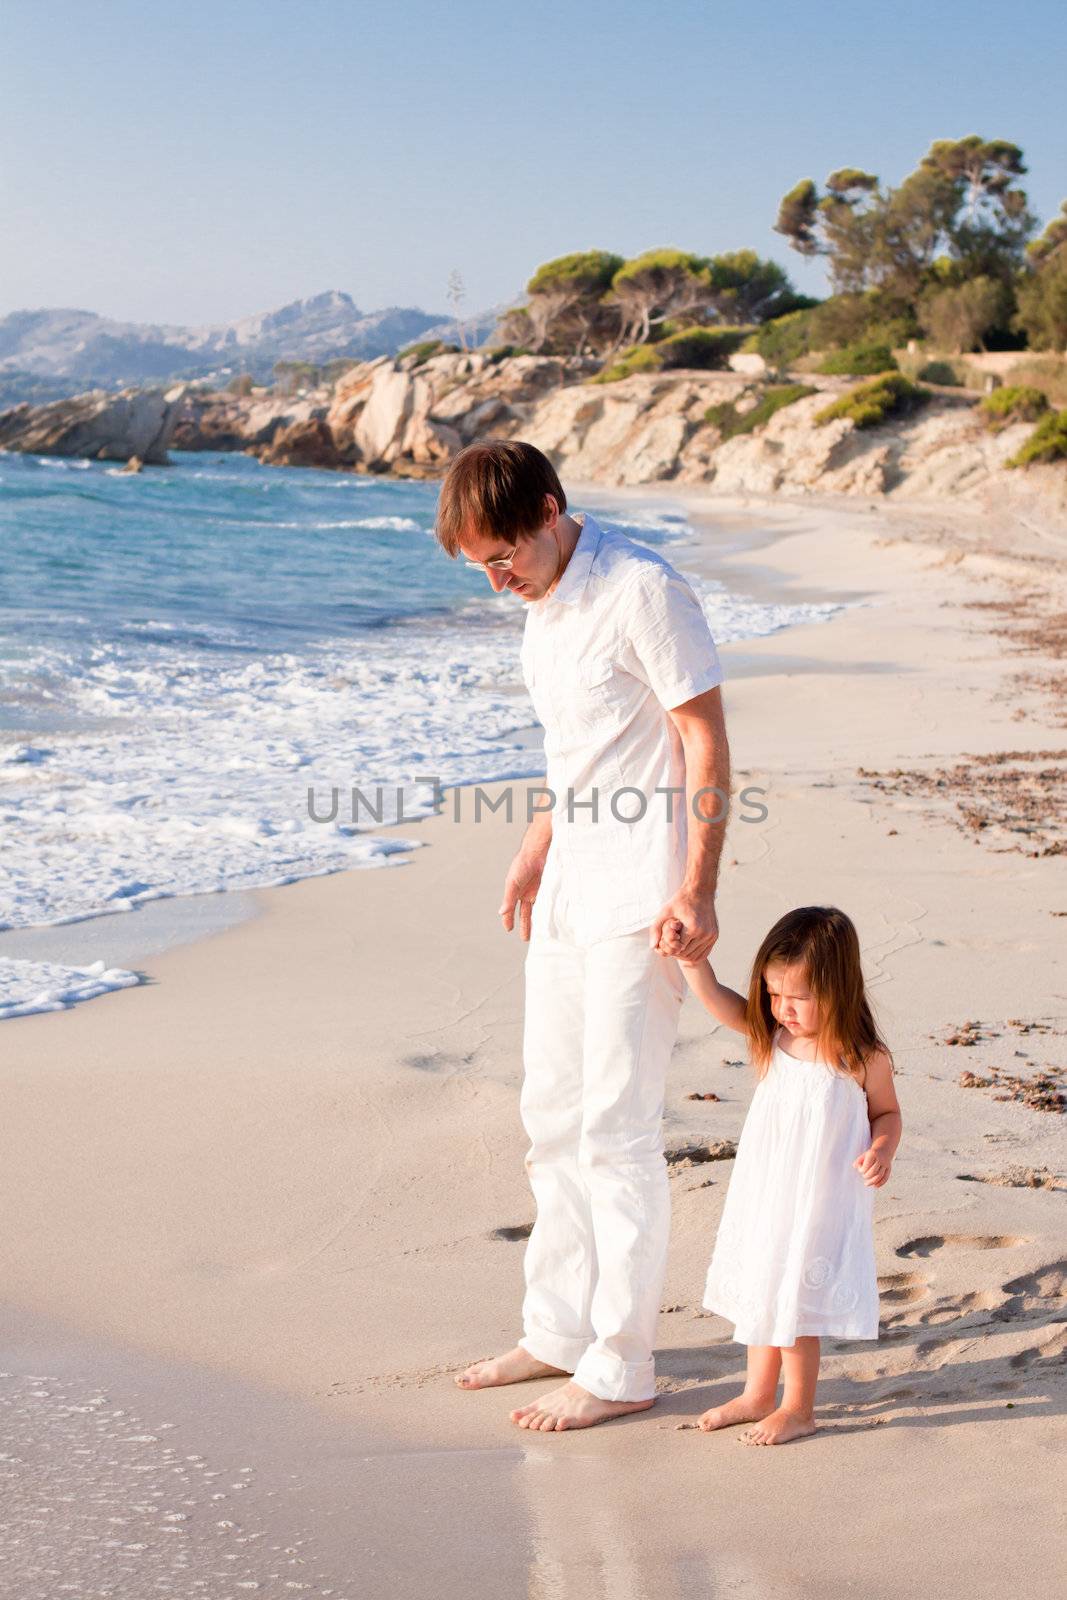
left=606, top=249, right=713, bottom=346
left=1027, top=199, right=1067, bottom=266
left=775, top=137, right=1035, bottom=307
left=1016, top=252, right=1067, bottom=351
left=917, top=275, right=1009, bottom=352
left=493, top=305, right=534, bottom=349
left=920, top=137, right=1034, bottom=283
left=1014, top=201, right=1067, bottom=352
left=705, top=249, right=801, bottom=323
left=525, top=250, right=624, bottom=355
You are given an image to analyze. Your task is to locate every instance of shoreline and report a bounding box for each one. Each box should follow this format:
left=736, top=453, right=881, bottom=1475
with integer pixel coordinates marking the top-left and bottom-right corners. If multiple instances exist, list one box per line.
left=0, top=483, right=859, bottom=986
left=3, top=486, right=1065, bottom=1595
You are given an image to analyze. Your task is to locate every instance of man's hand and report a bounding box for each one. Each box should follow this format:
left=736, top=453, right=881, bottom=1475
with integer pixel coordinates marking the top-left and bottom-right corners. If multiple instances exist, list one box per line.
left=499, top=847, right=549, bottom=941
left=650, top=896, right=718, bottom=962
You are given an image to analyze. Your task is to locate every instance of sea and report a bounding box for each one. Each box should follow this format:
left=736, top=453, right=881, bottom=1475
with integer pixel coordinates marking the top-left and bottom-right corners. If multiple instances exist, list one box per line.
left=0, top=448, right=842, bottom=1018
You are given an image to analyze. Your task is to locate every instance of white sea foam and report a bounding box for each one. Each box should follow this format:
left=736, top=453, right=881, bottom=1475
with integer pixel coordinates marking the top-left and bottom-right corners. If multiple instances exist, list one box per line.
left=349, top=514, right=423, bottom=531
left=694, top=577, right=843, bottom=643
left=0, top=957, right=141, bottom=1020
left=0, top=497, right=848, bottom=1018
left=0, top=585, right=841, bottom=892
left=266, top=515, right=422, bottom=531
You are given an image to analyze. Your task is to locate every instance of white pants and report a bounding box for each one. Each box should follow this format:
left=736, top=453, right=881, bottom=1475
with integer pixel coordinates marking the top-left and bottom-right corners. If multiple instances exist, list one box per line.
left=517, top=925, right=685, bottom=1401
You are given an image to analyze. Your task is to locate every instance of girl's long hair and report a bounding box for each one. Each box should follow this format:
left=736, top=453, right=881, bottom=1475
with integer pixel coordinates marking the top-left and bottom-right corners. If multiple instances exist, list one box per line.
left=744, top=906, right=893, bottom=1083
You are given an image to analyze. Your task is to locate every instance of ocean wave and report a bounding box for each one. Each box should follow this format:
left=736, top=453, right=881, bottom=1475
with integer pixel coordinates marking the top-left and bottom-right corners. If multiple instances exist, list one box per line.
left=0, top=455, right=848, bottom=1000
left=694, top=577, right=845, bottom=644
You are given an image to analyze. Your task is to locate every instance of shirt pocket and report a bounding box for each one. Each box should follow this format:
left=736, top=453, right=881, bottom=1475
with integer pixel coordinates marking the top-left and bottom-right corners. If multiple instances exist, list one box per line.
left=574, top=650, right=635, bottom=731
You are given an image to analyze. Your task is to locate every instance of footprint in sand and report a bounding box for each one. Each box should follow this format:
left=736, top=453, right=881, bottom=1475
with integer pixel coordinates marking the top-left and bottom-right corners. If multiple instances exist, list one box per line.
left=489, top=1222, right=533, bottom=1242
left=1009, top=1327, right=1067, bottom=1370
left=896, top=1233, right=1031, bottom=1258
left=877, top=1270, right=929, bottom=1305
left=874, top=1237, right=1033, bottom=1338
left=1001, top=1258, right=1066, bottom=1304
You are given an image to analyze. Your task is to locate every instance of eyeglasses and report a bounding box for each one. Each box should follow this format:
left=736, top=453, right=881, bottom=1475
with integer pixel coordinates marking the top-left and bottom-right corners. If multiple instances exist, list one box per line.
left=464, top=552, right=516, bottom=572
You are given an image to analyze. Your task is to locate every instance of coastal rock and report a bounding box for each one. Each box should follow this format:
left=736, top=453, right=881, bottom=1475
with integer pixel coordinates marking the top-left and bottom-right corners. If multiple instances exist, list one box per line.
left=255, top=416, right=345, bottom=469
left=322, top=351, right=574, bottom=469
left=10, top=356, right=1064, bottom=522
left=0, top=386, right=179, bottom=464
left=351, top=363, right=416, bottom=464
left=172, top=389, right=329, bottom=451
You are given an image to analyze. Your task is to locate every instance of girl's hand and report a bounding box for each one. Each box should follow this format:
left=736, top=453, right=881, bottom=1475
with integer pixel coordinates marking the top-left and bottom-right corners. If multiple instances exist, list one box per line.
left=659, top=917, right=700, bottom=965
left=854, top=1146, right=892, bottom=1187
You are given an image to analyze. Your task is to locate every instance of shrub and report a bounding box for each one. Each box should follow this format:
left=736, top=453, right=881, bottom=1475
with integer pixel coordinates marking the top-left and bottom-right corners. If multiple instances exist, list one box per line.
left=592, top=344, right=665, bottom=383
left=743, top=297, right=916, bottom=374
left=704, top=384, right=816, bottom=440
left=743, top=307, right=819, bottom=368
left=979, top=386, right=1050, bottom=429
left=917, top=277, right=1009, bottom=355
left=815, top=373, right=929, bottom=429
left=810, top=295, right=915, bottom=353
left=1006, top=409, right=1067, bottom=468
left=1014, top=252, right=1067, bottom=353
left=655, top=325, right=749, bottom=370
left=916, top=360, right=963, bottom=386
left=398, top=339, right=459, bottom=366
left=817, top=343, right=898, bottom=376
left=1000, top=355, right=1067, bottom=409
left=485, top=344, right=530, bottom=363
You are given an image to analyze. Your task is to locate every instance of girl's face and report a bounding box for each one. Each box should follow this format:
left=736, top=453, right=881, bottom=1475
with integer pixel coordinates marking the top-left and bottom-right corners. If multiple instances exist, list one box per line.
left=763, top=961, right=821, bottom=1037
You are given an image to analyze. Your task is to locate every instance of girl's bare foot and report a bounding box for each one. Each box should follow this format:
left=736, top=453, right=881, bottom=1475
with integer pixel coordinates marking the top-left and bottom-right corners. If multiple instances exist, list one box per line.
left=698, top=1391, right=778, bottom=1431
left=739, top=1406, right=818, bottom=1445
left=510, top=1379, right=654, bottom=1431
left=454, top=1346, right=568, bottom=1389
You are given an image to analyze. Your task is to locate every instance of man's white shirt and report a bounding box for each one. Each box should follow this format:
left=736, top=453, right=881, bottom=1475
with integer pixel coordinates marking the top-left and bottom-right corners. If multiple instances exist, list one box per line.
left=521, top=510, right=723, bottom=945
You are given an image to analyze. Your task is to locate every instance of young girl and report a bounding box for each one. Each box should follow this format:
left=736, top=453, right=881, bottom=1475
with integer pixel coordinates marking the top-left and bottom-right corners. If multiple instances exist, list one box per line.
left=662, top=904, right=902, bottom=1447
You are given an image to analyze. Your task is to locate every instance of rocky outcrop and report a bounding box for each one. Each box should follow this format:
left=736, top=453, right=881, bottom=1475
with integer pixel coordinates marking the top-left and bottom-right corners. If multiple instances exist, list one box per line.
left=3, top=352, right=1064, bottom=523
left=0, top=384, right=181, bottom=463
left=171, top=389, right=332, bottom=454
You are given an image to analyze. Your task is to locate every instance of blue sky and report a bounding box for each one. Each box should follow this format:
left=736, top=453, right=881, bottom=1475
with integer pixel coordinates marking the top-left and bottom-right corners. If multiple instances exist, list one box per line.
left=3, top=0, right=1065, bottom=326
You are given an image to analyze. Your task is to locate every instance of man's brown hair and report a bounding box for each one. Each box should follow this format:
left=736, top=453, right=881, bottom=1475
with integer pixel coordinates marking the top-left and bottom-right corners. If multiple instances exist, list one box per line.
left=434, top=440, right=567, bottom=558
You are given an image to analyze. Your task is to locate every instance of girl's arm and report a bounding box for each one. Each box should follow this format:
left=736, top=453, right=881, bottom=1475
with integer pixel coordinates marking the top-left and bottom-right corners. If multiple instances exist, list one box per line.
left=680, top=958, right=748, bottom=1032
left=853, top=1048, right=902, bottom=1188
left=663, top=921, right=747, bottom=1033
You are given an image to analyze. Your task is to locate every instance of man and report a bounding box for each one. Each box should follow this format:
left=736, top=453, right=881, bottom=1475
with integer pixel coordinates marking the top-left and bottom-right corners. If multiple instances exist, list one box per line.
left=434, top=440, right=730, bottom=1431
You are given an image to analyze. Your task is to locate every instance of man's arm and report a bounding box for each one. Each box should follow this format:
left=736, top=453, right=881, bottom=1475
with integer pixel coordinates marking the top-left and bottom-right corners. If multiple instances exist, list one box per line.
left=499, top=778, right=553, bottom=940
left=652, top=685, right=730, bottom=961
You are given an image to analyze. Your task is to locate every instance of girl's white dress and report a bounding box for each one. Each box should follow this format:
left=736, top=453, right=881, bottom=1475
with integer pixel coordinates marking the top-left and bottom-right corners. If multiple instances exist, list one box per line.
left=703, top=1024, right=880, bottom=1346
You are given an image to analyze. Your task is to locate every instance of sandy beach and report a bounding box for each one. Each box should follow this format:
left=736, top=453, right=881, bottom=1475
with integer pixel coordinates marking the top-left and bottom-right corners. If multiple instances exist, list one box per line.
left=2, top=488, right=1065, bottom=1599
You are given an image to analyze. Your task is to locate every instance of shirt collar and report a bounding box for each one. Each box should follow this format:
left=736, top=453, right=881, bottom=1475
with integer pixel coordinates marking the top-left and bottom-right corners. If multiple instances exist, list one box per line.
left=545, top=510, right=601, bottom=607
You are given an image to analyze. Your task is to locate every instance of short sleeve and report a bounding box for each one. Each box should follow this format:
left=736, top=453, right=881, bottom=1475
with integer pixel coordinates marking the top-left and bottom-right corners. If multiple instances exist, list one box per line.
left=621, top=563, right=723, bottom=710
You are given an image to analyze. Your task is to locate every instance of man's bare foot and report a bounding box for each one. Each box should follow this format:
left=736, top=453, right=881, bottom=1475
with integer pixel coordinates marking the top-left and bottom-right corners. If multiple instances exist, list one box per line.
left=510, top=1380, right=654, bottom=1431
left=698, top=1391, right=779, bottom=1431
left=739, top=1406, right=818, bottom=1445
left=454, top=1346, right=568, bottom=1390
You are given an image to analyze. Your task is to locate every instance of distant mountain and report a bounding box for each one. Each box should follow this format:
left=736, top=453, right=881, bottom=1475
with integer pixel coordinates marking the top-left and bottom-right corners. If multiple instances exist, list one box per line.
left=0, top=290, right=503, bottom=404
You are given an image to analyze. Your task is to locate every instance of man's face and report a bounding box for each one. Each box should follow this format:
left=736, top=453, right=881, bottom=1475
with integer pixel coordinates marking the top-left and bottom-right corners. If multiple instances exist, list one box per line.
left=458, top=502, right=562, bottom=603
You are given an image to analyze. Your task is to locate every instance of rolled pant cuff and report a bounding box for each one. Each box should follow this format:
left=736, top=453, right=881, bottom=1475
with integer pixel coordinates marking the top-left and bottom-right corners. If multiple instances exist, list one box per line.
left=518, top=1330, right=586, bottom=1374
left=571, top=1351, right=656, bottom=1403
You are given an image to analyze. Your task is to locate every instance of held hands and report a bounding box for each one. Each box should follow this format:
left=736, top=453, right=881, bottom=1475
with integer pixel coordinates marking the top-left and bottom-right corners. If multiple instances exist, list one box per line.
left=854, top=1147, right=892, bottom=1188
left=652, top=907, right=718, bottom=965
left=498, top=847, right=548, bottom=941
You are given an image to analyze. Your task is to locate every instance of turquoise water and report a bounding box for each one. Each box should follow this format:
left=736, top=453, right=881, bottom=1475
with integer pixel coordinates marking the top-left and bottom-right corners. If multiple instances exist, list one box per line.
left=0, top=447, right=838, bottom=1016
